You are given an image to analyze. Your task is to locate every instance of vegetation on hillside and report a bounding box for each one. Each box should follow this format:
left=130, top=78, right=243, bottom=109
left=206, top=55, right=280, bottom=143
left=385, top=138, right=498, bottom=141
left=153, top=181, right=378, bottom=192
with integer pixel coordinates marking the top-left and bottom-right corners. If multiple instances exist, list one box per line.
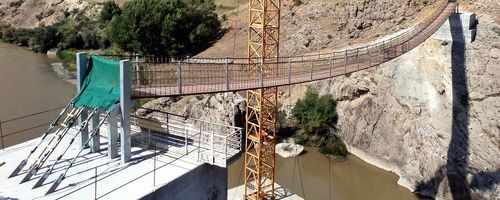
left=0, top=0, right=221, bottom=67
left=108, top=0, right=220, bottom=57
left=292, top=86, right=348, bottom=159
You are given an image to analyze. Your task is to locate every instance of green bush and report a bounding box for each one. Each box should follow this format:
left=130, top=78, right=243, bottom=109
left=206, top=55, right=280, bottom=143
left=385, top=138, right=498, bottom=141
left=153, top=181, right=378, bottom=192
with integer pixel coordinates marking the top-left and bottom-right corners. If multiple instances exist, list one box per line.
left=108, top=0, right=221, bottom=57
left=319, top=137, right=348, bottom=159
left=99, top=1, right=121, bottom=25
left=292, top=86, right=337, bottom=135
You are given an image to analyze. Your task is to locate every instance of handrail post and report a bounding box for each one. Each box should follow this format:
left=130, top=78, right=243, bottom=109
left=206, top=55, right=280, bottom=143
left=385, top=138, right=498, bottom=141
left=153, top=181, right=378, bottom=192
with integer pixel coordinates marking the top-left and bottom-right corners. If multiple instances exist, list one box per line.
left=76, top=52, right=89, bottom=149
left=211, top=131, right=215, bottom=164
left=225, top=137, right=228, bottom=162
left=135, top=54, right=140, bottom=85
left=310, top=60, right=313, bottom=80
left=356, top=48, right=360, bottom=70
left=368, top=46, right=371, bottom=67
left=288, top=61, right=292, bottom=85
left=378, top=45, right=381, bottom=65
left=344, top=50, right=348, bottom=74
left=225, top=57, right=229, bottom=91
left=185, top=127, right=188, bottom=155
left=382, top=41, right=385, bottom=60
left=186, top=56, right=191, bottom=84
left=120, top=60, right=132, bottom=164
left=329, top=53, right=334, bottom=77
left=178, top=61, right=182, bottom=95
left=288, top=61, right=291, bottom=95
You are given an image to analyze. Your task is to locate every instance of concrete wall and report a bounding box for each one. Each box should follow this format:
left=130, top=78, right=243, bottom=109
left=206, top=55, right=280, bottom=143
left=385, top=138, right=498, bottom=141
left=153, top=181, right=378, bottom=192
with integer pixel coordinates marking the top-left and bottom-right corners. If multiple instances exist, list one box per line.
left=432, top=12, right=477, bottom=43
left=140, top=164, right=228, bottom=200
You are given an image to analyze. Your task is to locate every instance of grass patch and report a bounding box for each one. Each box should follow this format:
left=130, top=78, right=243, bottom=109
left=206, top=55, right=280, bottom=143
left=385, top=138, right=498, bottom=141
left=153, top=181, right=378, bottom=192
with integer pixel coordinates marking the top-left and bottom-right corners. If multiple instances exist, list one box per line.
left=56, top=49, right=79, bottom=72
left=132, top=98, right=151, bottom=111
left=319, top=137, right=348, bottom=160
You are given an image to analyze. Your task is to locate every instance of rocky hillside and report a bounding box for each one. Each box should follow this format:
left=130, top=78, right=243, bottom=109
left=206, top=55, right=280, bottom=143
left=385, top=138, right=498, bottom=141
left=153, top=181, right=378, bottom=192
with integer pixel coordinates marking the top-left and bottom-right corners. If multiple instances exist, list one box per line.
left=0, top=0, right=108, bottom=28
left=281, top=15, right=499, bottom=199
left=200, top=0, right=440, bottom=57
left=141, top=0, right=499, bottom=199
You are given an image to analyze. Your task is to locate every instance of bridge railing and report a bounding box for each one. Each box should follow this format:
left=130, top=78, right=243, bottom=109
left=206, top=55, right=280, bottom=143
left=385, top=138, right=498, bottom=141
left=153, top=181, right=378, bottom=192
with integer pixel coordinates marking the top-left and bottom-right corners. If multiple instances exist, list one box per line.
left=98, top=0, right=453, bottom=98
left=130, top=108, right=242, bottom=167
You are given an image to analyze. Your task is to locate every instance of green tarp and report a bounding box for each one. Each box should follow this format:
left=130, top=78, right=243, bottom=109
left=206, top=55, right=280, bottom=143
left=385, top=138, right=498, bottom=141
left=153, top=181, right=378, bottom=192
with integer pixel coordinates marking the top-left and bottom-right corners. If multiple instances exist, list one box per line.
left=74, top=55, right=121, bottom=110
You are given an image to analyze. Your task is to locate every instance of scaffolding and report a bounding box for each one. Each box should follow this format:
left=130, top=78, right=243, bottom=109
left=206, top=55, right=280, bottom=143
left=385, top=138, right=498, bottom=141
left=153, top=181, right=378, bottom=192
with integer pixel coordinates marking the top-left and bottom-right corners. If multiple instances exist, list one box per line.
left=244, top=0, right=281, bottom=199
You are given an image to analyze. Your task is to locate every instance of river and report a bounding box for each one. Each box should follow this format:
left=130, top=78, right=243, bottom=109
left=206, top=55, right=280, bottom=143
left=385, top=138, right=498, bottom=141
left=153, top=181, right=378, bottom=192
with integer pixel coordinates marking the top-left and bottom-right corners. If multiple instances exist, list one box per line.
left=229, top=147, right=420, bottom=200
left=0, top=42, right=74, bottom=148
left=0, top=42, right=419, bottom=199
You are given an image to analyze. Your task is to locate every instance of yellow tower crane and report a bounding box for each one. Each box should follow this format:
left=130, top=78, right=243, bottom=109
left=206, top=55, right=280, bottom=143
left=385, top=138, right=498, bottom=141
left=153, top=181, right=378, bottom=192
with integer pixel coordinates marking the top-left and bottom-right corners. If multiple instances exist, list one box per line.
left=244, top=0, right=281, bottom=199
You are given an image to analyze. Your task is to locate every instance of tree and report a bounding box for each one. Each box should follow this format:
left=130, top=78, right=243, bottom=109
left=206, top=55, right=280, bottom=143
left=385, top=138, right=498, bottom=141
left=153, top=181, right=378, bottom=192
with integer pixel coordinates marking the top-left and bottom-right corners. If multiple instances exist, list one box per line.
left=292, top=86, right=337, bottom=135
left=99, top=1, right=121, bottom=25
left=108, top=0, right=221, bottom=57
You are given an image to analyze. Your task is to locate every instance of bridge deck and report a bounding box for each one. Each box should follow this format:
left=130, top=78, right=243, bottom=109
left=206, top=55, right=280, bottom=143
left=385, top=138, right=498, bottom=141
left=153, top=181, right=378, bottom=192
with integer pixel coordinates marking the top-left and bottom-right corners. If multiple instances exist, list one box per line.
left=128, top=2, right=456, bottom=98
left=0, top=129, right=202, bottom=199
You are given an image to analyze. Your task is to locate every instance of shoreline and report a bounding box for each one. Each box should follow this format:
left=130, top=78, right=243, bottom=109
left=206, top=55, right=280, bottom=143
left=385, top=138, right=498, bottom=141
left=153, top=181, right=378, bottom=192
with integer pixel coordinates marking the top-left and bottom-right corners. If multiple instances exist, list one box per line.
left=50, top=62, right=77, bottom=85
left=345, top=144, right=418, bottom=193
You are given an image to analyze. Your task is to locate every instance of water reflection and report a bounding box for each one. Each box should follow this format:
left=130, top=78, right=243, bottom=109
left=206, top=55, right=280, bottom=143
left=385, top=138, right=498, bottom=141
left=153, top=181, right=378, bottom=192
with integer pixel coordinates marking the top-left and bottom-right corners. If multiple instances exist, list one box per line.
left=229, top=147, right=419, bottom=200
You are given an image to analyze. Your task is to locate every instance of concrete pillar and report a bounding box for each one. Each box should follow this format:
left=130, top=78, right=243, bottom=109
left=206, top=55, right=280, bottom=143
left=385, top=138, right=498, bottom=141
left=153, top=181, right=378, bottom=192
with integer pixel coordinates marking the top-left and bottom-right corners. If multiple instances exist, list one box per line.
left=120, top=60, right=132, bottom=164
left=76, top=52, right=89, bottom=149
left=108, top=106, right=119, bottom=159
left=90, top=110, right=102, bottom=153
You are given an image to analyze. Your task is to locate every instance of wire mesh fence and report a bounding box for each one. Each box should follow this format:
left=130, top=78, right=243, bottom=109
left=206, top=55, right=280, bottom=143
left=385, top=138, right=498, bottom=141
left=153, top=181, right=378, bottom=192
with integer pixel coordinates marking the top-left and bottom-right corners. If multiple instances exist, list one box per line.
left=106, top=1, right=455, bottom=98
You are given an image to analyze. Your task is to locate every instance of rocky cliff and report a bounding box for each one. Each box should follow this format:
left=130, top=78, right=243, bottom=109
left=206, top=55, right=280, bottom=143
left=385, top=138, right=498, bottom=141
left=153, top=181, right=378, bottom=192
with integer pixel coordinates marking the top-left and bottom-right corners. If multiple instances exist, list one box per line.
left=141, top=1, right=499, bottom=199
left=280, top=14, right=499, bottom=199
left=0, top=0, right=106, bottom=28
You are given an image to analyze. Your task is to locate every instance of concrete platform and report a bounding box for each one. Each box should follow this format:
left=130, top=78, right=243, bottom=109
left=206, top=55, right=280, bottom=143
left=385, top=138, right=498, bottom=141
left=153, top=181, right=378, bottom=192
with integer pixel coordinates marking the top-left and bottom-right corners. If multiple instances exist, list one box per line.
left=0, top=128, right=204, bottom=199
left=228, top=184, right=303, bottom=200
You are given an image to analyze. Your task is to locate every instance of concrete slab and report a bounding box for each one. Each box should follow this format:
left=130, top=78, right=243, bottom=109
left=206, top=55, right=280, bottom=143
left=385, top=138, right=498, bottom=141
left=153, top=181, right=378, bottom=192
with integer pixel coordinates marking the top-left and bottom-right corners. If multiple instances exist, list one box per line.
left=228, top=184, right=304, bottom=200
left=0, top=127, right=203, bottom=199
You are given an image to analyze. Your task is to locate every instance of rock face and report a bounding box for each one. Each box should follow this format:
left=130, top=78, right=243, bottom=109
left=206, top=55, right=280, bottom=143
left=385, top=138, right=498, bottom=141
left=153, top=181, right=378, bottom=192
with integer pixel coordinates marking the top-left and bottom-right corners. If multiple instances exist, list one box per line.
left=279, top=13, right=500, bottom=199
left=0, top=0, right=105, bottom=28
left=281, top=0, right=438, bottom=56
left=138, top=93, right=246, bottom=130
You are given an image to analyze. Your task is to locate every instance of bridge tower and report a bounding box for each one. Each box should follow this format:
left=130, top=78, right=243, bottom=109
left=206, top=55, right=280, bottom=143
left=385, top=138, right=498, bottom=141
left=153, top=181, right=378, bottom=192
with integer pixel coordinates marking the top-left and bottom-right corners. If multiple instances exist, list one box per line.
left=244, top=0, right=281, bottom=199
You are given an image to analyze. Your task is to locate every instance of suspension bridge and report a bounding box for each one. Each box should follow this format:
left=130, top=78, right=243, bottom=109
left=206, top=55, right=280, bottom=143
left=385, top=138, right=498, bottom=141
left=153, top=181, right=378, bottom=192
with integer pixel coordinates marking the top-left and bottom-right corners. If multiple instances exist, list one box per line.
left=0, top=1, right=459, bottom=199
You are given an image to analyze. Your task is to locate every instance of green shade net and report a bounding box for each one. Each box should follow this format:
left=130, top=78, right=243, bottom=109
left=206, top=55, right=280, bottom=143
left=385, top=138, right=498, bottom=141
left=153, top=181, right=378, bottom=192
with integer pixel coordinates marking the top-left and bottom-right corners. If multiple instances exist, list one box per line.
left=74, top=55, right=121, bottom=110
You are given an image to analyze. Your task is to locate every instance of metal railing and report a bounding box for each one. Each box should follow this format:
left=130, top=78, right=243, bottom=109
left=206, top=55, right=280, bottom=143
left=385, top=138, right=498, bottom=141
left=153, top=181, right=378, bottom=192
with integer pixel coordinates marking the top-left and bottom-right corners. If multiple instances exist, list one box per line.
left=107, top=1, right=456, bottom=98
left=0, top=106, right=65, bottom=150
left=130, top=108, right=242, bottom=167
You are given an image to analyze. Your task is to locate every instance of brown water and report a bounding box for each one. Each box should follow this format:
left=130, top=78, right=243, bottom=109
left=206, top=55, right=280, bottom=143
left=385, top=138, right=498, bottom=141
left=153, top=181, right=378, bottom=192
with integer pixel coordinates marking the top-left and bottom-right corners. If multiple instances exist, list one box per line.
left=0, top=42, right=74, bottom=148
left=229, top=147, right=420, bottom=200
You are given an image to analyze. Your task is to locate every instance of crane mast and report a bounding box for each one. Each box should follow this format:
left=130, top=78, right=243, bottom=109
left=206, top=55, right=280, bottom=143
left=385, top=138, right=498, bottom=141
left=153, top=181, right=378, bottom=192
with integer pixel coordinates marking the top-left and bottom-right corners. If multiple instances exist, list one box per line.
left=244, top=0, right=281, bottom=199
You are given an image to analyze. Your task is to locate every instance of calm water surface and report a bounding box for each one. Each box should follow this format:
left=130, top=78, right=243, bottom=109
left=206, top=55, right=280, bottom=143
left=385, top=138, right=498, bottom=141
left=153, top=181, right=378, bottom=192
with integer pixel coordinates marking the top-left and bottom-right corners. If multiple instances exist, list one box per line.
left=229, top=147, right=420, bottom=200
left=0, top=42, right=74, bottom=148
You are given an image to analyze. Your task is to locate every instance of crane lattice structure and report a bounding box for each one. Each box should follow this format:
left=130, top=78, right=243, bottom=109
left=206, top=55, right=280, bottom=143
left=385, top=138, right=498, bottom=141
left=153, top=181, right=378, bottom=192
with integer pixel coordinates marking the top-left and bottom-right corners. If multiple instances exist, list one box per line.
left=244, top=0, right=281, bottom=199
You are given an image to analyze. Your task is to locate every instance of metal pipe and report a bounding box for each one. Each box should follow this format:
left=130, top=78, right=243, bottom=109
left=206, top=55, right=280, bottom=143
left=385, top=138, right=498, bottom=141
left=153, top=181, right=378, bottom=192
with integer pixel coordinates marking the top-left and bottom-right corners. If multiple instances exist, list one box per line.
left=135, top=54, right=140, bottom=85
left=329, top=54, right=333, bottom=77
left=94, top=167, right=98, bottom=199
left=368, top=46, right=371, bottom=67
left=357, top=48, right=360, bottom=70
left=225, top=57, right=229, bottom=91
left=310, top=60, right=313, bottom=80
left=344, top=50, right=348, bottom=74
left=178, top=61, right=182, bottom=95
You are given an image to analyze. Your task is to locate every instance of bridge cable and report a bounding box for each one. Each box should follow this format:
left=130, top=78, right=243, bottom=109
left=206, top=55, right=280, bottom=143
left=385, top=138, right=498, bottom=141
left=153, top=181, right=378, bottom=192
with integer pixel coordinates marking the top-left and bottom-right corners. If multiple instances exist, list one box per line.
left=297, top=156, right=307, bottom=199
left=329, top=157, right=332, bottom=200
